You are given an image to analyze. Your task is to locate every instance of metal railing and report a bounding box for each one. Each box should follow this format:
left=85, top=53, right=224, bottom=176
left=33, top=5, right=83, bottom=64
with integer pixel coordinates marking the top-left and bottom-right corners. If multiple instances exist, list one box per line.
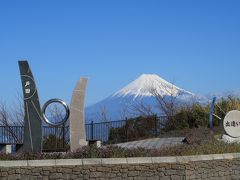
left=0, top=126, right=24, bottom=144
left=85, top=116, right=168, bottom=143
left=0, top=116, right=168, bottom=151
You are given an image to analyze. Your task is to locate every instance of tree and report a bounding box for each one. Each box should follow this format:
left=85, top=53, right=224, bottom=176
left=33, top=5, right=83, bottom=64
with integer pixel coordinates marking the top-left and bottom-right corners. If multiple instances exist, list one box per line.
left=96, top=105, right=111, bottom=122
left=109, top=115, right=158, bottom=143
left=128, top=99, right=155, bottom=117
left=150, top=84, right=181, bottom=119
left=127, top=81, right=181, bottom=127
left=0, top=100, right=23, bottom=143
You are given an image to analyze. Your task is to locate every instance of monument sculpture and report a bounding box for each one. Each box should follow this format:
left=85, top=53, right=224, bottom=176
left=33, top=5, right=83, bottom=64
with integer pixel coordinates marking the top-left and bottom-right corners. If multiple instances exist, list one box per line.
left=19, top=61, right=43, bottom=153
left=19, top=61, right=71, bottom=153
left=70, top=78, right=88, bottom=152
left=42, top=98, right=70, bottom=127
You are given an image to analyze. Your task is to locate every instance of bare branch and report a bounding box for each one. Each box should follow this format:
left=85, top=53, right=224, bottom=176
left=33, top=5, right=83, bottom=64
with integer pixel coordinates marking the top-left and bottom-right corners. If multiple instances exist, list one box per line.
left=128, top=99, right=155, bottom=117
left=97, top=105, right=111, bottom=122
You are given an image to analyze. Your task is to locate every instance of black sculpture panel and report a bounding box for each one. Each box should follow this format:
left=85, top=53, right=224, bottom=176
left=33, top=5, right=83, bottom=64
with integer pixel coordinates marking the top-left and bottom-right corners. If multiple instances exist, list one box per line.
left=18, top=61, right=43, bottom=153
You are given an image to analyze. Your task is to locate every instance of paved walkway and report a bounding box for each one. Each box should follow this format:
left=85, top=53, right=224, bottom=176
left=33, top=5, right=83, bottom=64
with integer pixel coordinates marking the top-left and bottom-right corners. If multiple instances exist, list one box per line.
left=116, top=137, right=185, bottom=149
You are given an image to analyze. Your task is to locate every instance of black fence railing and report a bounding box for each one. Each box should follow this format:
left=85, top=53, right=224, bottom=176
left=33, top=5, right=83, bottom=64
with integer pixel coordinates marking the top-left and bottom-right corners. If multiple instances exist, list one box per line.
left=85, top=116, right=168, bottom=143
left=0, top=126, right=24, bottom=144
left=0, top=126, right=70, bottom=152
left=0, top=116, right=168, bottom=151
left=85, top=120, right=127, bottom=142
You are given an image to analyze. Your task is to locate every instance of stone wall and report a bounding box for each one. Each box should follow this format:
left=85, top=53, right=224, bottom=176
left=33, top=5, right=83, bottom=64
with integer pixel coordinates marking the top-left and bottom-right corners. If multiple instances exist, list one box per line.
left=0, top=153, right=240, bottom=179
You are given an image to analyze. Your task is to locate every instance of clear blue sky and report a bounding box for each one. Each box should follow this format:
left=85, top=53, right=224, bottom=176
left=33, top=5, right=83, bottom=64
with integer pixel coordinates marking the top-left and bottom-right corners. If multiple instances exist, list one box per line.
left=0, top=0, right=240, bottom=106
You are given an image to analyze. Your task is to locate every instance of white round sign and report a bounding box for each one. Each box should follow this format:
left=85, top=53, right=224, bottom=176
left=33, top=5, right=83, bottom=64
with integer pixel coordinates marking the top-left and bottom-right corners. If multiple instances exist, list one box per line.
left=223, top=110, right=240, bottom=138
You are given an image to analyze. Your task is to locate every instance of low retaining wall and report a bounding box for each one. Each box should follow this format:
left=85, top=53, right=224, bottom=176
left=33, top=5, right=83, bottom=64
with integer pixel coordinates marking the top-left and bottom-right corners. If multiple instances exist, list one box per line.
left=0, top=153, right=240, bottom=179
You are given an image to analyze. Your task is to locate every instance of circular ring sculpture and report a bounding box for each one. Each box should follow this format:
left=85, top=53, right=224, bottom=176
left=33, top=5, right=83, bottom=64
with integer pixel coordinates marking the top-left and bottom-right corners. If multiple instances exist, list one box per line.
left=42, top=98, right=70, bottom=127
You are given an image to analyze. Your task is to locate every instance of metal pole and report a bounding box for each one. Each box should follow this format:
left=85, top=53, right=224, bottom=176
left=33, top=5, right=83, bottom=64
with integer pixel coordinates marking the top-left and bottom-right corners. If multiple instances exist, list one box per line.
left=62, top=124, right=65, bottom=150
left=155, top=115, right=158, bottom=137
left=91, top=121, right=94, bottom=140
left=209, top=97, right=217, bottom=130
left=125, top=117, right=128, bottom=142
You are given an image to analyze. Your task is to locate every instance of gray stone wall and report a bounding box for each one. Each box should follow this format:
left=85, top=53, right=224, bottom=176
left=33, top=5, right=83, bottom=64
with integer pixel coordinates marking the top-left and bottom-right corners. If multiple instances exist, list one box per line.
left=0, top=153, right=240, bottom=179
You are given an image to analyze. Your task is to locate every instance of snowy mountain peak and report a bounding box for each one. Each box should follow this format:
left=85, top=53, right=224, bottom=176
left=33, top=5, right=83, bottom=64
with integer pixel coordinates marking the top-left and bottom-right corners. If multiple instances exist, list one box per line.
left=113, top=74, right=194, bottom=98
left=86, top=74, right=197, bottom=122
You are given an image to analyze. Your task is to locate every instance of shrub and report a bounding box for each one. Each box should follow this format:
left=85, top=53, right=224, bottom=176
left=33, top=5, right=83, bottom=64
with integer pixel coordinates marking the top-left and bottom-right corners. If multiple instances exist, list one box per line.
left=109, top=116, right=158, bottom=143
left=212, top=96, right=240, bottom=126
left=42, top=134, right=69, bottom=152
left=166, top=104, right=209, bottom=130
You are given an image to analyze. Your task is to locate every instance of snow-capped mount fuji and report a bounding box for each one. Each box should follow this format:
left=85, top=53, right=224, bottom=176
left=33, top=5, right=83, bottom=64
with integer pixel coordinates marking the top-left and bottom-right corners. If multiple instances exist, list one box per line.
left=85, top=74, right=196, bottom=122
left=113, top=74, right=194, bottom=98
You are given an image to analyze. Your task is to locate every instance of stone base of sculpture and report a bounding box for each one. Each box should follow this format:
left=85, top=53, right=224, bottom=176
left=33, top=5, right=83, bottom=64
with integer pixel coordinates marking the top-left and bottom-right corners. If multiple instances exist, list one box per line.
left=221, top=134, right=240, bottom=144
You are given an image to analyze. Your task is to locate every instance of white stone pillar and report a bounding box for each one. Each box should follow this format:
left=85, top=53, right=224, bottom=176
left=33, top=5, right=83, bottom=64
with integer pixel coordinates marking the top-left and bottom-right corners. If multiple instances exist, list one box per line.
left=70, top=78, right=88, bottom=152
